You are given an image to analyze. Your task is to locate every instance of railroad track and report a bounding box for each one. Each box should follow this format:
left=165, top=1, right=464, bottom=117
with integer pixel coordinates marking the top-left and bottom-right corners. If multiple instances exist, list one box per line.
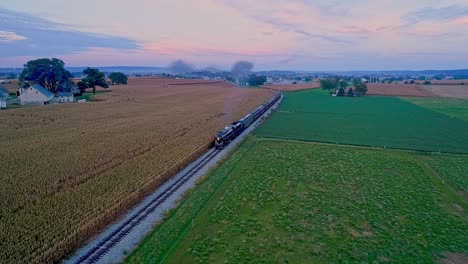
left=75, top=148, right=220, bottom=264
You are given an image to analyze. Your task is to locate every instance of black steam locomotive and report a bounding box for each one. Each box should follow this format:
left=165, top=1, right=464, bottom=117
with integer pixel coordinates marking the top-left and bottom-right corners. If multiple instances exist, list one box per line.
left=214, top=92, right=281, bottom=149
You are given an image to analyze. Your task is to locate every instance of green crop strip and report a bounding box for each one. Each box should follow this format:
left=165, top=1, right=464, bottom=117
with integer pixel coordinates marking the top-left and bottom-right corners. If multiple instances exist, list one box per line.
left=255, top=90, right=468, bottom=154
left=403, top=97, right=468, bottom=122
left=127, top=138, right=467, bottom=263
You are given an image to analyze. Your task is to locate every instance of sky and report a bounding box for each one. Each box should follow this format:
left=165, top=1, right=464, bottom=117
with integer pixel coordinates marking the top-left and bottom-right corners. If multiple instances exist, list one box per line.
left=0, top=0, right=468, bottom=71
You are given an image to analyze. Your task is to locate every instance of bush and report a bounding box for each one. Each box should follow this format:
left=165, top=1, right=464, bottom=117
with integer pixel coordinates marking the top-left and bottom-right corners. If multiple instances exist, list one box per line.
left=347, top=88, right=354, bottom=97
left=423, top=81, right=431, bottom=85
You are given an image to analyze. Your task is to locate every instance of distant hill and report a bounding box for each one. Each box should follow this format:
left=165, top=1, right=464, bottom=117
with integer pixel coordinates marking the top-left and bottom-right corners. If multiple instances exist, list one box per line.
left=0, top=66, right=168, bottom=75
left=2, top=66, right=468, bottom=77
left=66, top=66, right=168, bottom=74
left=259, top=69, right=468, bottom=76
left=323, top=69, right=468, bottom=76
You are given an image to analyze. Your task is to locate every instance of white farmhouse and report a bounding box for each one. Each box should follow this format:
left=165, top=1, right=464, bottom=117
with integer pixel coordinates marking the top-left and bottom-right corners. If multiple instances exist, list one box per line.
left=0, top=95, right=6, bottom=109
left=19, top=84, right=54, bottom=105
left=56, top=92, right=74, bottom=103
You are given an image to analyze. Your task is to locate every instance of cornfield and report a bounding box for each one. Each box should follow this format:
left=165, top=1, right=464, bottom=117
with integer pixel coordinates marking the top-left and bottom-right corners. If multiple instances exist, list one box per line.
left=0, top=77, right=274, bottom=263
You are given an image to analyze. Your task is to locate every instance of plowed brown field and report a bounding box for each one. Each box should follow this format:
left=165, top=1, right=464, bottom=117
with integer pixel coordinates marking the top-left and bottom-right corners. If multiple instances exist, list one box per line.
left=367, top=83, right=435, bottom=97
left=423, top=79, right=468, bottom=85
left=262, top=81, right=320, bottom=91
left=421, top=85, right=468, bottom=99
left=0, top=80, right=19, bottom=94
left=0, top=77, right=274, bottom=263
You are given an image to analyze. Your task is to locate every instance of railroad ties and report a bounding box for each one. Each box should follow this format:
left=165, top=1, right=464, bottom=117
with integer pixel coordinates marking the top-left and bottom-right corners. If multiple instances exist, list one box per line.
left=75, top=149, right=220, bottom=264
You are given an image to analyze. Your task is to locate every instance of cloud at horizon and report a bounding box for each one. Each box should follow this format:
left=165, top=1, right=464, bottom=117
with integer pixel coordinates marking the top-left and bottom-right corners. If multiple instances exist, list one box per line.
left=0, top=1, right=468, bottom=70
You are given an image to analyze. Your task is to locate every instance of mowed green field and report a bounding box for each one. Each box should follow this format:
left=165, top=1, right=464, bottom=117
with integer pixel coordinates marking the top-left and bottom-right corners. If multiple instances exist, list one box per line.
left=403, top=97, right=468, bottom=122
left=255, top=90, right=468, bottom=154
left=126, top=138, right=468, bottom=263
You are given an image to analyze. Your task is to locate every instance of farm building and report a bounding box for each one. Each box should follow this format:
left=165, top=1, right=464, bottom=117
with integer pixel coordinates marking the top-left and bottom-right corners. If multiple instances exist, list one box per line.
left=0, top=86, right=10, bottom=99
left=56, top=92, right=74, bottom=103
left=0, top=95, right=6, bottom=109
left=19, top=84, right=54, bottom=105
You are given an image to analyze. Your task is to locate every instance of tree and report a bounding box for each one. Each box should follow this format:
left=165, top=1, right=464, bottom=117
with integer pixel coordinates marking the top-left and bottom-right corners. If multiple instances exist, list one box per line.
left=337, top=87, right=345, bottom=96
left=76, top=81, right=88, bottom=95
left=108, top=72, right=128, bottom=85
left=423, top=80, right=431, bottom=85
left=80, top=68, right=109, bottom=95
left=247, top=74, right=267, bottom=86
left=339, top=80, right=348, bottom=90
left=19, top=58, right=73, bottom=94
left=347, top=87, right=355, bottom=97
left=352, top=78, right=362, bottom=86
left=354, top=83, right=368, bottom=96
left=409, top=80, right=415, bottom=84
left=319, top=78, right=338, bottom=90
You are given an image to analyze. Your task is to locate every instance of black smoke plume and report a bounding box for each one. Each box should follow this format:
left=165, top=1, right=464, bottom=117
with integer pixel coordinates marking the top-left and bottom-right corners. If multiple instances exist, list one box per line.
left=168, top=60, right=195, bottom=74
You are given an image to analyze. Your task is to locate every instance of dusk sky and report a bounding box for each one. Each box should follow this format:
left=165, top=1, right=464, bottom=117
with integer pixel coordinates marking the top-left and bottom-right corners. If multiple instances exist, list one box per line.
left=1, top=0, right=468, bottom=70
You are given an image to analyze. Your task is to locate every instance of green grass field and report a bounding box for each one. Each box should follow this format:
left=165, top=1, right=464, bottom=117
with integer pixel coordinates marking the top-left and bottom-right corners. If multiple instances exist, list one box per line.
left=126, top=138, right=467, bottom=263
left=255, top=90, right=468, bottom=154
left=403, top=97, right=468, bottom=122
left=420, top=155, right=468, bottom=201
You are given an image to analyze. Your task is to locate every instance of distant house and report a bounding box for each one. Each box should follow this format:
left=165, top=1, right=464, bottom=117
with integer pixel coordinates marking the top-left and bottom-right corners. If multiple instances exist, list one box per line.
left=0, top=95, right=6, bottom=109
left=56, top=92, right=74, bottom=103
left=0, top=86, right=9, bottom=99
left=19, top=84, right=54, bottom=105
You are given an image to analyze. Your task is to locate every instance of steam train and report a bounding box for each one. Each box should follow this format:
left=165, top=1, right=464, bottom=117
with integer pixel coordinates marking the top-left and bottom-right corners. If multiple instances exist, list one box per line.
left=214, top=92, right=281, bottom=149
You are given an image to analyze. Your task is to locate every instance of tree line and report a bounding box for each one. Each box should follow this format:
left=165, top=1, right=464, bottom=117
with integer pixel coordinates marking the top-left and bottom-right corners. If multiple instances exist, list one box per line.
left=18, top=58, right=128, bottom=95
left=319, top=78, right=368, bottom=97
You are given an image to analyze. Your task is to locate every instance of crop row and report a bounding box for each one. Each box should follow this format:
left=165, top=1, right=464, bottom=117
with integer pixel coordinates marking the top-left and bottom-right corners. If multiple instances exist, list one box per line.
left=129, top=138, right=467, bottom=263
left=255, top=90, right=468, bottom=154
left=0, top=79, right=274, bottom=263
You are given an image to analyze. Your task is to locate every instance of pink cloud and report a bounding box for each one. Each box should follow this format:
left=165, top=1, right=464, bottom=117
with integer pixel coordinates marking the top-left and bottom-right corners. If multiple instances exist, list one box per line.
left=335, top=26, right=377, bottom=34
left=406, top=27, right=448, bottom=38
left=142, top=41, right=285, bottom=58
left=454, top=16, right=468, bottom=25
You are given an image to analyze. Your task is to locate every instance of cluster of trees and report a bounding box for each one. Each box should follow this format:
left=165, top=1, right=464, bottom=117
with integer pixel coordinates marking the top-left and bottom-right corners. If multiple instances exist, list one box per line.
left=247, top=74, right=267, bottom=86
left=320, top=77, right=368, bottom=97
left=18, top=58, right=128, bottom=96
left=19, top=58, right=73, bottom=94
left=226, top=74, right=267, bottom=86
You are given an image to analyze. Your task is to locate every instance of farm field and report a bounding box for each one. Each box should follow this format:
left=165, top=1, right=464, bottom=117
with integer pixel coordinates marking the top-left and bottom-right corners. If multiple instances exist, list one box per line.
left=126, top=138, right=468, bottom=263
left=0, top=80, right=19, bottom=94
left=421, top=155, right=468, bottom=199
left=424, top=79, right=468, bottom=85
left=403, top=97, right=468, bottom=121
left=261, top=81, right=320, bottom=91
left=0, top=77, right=274, bottom=263
left=255, top=90, right=468, bottom=154
left=421, top=85, right=468, bottom=99
left=366, top=83, right=435, bottom=97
